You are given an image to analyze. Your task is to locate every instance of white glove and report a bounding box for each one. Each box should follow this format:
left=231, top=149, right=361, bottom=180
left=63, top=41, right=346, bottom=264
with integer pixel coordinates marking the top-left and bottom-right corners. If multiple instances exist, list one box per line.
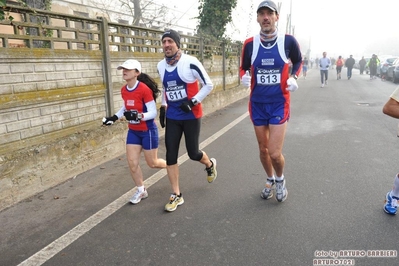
left=241, top=70, right=251, bottom=87
left=286, top=77, right=298, bottom=92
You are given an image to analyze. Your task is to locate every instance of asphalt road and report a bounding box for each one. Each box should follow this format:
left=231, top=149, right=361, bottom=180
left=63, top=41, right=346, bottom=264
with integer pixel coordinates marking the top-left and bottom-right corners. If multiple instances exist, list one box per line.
left=1, top=68, right=399, bottom=266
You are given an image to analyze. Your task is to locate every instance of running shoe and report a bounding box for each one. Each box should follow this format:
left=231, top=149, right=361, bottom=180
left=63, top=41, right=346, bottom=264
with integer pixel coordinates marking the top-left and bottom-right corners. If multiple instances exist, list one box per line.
left=165, top=193, right=184, bottom=212
left=129, top=189, right=148, bottom=204
left=275, top=179, right=288, bottom=202
left=260, top=178, right=275, bottom=200
left=384, top=191, right=399, bottom=215
left=206, top=158, right=217, bottom=183
left=321, top=83, right=324, bottom=88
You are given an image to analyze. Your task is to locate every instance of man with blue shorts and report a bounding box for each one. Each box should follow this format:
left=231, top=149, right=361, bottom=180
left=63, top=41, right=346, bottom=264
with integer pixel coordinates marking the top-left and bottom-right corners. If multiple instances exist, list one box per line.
left=240, top=0, right=302, bottom=202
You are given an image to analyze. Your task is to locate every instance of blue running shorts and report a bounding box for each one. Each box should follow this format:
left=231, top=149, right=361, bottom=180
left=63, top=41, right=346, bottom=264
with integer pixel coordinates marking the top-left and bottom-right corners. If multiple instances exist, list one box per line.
left=249, top=101, right=290, bottom=126
left=126, top=128, right=159, bottom=150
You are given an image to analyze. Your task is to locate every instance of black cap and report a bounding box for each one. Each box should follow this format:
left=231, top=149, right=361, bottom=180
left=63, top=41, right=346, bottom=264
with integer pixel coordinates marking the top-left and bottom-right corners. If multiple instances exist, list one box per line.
left=257, top=0, right=278, bottom=13
left=162, top=29, right=181, bottom=49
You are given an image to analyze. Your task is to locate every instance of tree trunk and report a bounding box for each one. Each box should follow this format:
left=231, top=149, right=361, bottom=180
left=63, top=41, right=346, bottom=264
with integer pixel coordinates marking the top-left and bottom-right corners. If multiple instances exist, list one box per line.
left=132, top=0, right=142, bottom=26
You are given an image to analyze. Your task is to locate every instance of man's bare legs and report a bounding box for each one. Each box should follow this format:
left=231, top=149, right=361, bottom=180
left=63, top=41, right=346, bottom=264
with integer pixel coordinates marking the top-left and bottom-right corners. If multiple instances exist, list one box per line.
left=254, top=122, right=288, bottom=202
left=254, top=123, right=287, bottom=177
left=166, top=164, right=180, bottom=195
left=166, top=150, right=215, bottom=197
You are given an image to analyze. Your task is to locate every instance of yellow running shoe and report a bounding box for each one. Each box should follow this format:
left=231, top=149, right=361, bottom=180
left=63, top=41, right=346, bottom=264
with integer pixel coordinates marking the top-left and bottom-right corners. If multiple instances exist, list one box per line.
left=206, top=158, right=217, bottom=183
left=165, top=193, right=184, bottom=212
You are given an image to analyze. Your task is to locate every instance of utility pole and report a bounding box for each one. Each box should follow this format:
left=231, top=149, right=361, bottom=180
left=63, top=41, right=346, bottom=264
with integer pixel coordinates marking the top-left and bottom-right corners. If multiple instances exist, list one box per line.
left=246, top=0, right=254, bottom=38
left=285, top=0, right=293, bottom=35
left=289, top=0, right=292, bottom=34
left=286, top=14, right=290, bottom=34
left=277, top=2, right=282, bottom=27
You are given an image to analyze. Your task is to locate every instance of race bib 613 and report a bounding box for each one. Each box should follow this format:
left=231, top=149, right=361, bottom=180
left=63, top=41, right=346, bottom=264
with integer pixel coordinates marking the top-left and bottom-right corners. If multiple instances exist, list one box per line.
left=256, top=68, right=281, bottom=85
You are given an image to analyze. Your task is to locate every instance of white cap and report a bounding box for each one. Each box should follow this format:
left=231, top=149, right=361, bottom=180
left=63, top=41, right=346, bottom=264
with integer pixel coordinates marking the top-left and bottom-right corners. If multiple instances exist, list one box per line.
left=117, top=59, right=141, bottom=72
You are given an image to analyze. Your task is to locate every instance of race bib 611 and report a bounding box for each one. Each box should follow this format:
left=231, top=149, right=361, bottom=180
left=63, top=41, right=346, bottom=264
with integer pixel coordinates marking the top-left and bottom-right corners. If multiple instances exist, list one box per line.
left=166, top=85, right=187, bottom=101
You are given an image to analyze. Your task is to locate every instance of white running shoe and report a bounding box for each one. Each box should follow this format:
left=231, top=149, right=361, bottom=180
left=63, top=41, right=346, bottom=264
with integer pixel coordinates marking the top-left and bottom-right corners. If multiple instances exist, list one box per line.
left=130, top=189, right=148, bottom=204
left=275, top=180, right=288, bottom=202
left=260, top=178, right=275, bottom=200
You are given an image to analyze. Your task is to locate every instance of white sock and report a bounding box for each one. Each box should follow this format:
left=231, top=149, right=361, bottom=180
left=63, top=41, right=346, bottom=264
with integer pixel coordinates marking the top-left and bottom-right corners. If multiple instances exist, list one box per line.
left=137, top=186, right=145, bottom=192
left=391, top=174, right=399, bottom=198
left=275, top=175, right=284, bottom=182
left=266, top=176, right=275, bottom=182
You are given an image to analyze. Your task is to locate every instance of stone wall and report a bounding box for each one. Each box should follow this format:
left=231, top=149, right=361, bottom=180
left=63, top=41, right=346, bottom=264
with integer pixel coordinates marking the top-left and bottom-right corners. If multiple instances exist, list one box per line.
left=0, top=48, right=248, bottom=211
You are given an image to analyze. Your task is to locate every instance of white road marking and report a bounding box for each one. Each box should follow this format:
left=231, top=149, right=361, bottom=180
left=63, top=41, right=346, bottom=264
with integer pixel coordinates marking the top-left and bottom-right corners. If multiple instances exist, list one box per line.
left=18, top=112, right=249, bottom=266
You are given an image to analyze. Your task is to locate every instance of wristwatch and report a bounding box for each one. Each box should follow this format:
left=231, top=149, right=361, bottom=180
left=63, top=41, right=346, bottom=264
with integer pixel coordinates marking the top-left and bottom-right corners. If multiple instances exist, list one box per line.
left=292, top=75, right=298, bottom=80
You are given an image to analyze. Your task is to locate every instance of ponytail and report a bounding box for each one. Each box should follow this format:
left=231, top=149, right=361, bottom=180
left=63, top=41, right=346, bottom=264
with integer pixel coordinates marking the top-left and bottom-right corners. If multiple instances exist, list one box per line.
left=137, top=72, right=161, bottom=101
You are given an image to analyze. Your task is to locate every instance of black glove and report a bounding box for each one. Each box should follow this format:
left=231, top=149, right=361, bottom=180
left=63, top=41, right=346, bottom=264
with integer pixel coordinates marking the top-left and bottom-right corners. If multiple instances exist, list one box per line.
left=159, top=106, right=166, bottom=128
left=180, top=100, right=194, bottom=113
left=102, top=115, right=118, bottom=126
left=124, top=110, right=141, bottom=122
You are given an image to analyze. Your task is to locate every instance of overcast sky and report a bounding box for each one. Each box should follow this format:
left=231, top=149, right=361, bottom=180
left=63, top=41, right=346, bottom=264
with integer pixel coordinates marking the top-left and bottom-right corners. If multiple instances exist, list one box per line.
left=160, top=0, right=398, bottom=59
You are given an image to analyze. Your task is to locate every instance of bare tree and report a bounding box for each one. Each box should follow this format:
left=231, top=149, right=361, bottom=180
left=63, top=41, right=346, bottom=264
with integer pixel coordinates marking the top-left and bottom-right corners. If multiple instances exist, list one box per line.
left=89, top=0, right=114, bottom=20
left=90, top=0, right=174, bottom=29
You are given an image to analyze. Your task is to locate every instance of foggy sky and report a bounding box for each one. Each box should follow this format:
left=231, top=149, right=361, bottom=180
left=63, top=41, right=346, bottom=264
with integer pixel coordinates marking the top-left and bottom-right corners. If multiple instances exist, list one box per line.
left=161, top=0, right=399, bottom=59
